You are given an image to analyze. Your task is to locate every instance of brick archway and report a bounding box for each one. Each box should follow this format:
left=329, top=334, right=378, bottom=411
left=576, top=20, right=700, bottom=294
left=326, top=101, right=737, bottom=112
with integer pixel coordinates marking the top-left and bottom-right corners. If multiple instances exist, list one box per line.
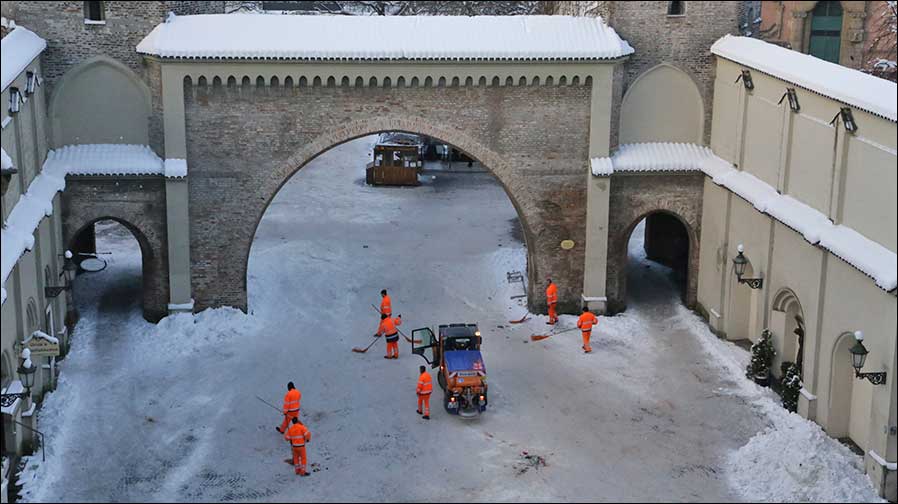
left=61, top=177, right=169, bottom=321
left=183, top=77, right=594, bottom=314
left=604, top=172, right=704, bottom=313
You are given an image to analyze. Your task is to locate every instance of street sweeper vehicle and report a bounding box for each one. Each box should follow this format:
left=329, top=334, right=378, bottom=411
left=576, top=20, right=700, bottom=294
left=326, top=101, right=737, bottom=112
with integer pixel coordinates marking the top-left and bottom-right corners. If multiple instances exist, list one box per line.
left=412, top=323, right=488, bottom=418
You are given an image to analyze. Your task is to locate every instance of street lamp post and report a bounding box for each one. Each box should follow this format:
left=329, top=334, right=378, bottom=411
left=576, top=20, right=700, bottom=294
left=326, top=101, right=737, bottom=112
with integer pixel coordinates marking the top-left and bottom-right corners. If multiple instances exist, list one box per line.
left=848, top=331, right=887, bottom=385
left=732, top=244, right=764, bottom=289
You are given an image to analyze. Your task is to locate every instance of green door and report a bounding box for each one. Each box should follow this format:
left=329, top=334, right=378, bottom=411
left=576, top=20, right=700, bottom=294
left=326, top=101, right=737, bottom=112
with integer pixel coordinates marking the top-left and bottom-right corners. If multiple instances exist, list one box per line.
left=808, top=1, right=842, bottom=64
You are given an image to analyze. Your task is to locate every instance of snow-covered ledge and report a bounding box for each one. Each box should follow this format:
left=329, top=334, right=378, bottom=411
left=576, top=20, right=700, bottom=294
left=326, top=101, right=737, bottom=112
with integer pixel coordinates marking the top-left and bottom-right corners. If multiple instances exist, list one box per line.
left=167, top=298, right=195, bottom=314
left=868, top=450, right=898, bottom=472
left=589, top=142, right=897, bottom=293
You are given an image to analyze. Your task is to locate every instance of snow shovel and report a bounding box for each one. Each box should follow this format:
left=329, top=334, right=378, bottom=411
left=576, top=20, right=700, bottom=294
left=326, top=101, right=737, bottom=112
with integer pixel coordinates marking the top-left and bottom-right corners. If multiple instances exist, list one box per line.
left=530, top=326, right=580, bottom=342
left=370, top=304, right=420, bottom=344
left=509, top=311, right=531, bottom=324
left=352, top=336, right=380, bottom=354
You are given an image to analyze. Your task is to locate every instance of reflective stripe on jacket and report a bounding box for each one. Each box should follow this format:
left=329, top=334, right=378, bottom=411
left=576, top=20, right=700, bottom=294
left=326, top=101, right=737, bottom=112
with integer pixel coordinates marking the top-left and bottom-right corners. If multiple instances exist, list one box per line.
left=377, top=316, right=402, bottom=338
left=283, top=389, right=302, bottom=413
left=577, top=312, right=598, bottom=332
left=285, top=423, right=311, bottom=447
left=546, top=283, right=558, bottom=304
left=417, top=372, right=433, bottom=395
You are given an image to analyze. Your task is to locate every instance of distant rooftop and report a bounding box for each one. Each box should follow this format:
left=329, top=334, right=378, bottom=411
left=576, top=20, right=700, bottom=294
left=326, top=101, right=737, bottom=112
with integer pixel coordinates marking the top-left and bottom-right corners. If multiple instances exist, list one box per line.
left=711, top=35, right=897, bottom=122
left=137, top=14, right=634, bottom=62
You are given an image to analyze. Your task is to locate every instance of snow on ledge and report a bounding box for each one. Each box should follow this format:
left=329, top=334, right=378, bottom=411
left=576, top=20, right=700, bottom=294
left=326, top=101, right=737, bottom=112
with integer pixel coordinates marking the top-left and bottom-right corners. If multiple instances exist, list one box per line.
left=711, top=35, right=897, bottom=122
left=590, top=142, right=897, bottom=291
left=591, top=142, right=719, bottom=176
left=1, top=147, right=13, bottom=173
left=164, top=158, right=187, bottom=178
left=48, top=144, right=165, bottom=177
left=137, top=14, right=634, bottom=61
left=1, top=25, right=46, bottom=92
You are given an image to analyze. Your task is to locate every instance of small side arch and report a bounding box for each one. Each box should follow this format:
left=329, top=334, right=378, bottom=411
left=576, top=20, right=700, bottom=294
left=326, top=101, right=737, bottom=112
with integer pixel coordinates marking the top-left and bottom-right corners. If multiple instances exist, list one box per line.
left=49, top=56, right=152, bottom=148
left=619, top=63, right=705, bottom=145
left=770, top=288, right=807, bottom=376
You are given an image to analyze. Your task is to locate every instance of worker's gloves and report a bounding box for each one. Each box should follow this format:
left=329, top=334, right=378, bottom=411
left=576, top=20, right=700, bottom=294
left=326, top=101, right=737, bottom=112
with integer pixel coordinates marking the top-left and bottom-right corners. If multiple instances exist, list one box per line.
left=374, top=333, right=381, bottom=337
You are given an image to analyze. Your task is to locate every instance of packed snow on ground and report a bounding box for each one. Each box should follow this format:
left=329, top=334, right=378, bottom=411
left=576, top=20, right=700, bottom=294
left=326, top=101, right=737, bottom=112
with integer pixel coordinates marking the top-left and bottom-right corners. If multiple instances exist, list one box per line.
left=17, top=137, right=883, bottom=503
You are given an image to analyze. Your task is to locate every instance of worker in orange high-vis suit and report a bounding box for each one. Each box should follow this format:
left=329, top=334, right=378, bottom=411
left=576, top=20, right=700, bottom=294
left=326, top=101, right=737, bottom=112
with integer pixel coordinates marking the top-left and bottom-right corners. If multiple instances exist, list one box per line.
left=380, top=289, right=392, bottom=317
left=416, top=365, right=433, bottom=420
left=546, top=277, right=558, bottom=325
left=277, top=382, right=302, bottom=434
left=577, top=306, right=598, bottom=354
left=375, top=313, right=402, bottom=359
left=284, top=417, right=312, bottom=476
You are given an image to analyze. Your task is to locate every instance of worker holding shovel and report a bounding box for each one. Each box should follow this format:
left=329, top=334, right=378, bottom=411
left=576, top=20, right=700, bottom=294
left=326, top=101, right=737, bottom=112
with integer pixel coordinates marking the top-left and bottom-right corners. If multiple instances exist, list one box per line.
left=577, top=306, right=598, bottom=354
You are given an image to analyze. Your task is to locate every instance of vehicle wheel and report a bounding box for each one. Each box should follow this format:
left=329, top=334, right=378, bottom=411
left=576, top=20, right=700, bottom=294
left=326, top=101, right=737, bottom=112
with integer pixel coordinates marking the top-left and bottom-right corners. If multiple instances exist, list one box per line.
left=443, top=391, right=452, bottom=413
left=438, top=370, right=447, bottom=391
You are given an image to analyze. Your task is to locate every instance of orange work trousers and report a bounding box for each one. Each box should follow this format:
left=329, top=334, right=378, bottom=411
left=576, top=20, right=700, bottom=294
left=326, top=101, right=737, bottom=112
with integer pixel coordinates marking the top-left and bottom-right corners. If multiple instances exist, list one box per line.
left=582, top=331, right=592, bottom=353
left=386, top=340, right=399, bottom=358
left=279, top=410, right=300, bottom=432
left=291, top=445, right=307, bottom=475
left=417, top=393, right=431, bottom=416
left=548, top=303, right=558, bottom=324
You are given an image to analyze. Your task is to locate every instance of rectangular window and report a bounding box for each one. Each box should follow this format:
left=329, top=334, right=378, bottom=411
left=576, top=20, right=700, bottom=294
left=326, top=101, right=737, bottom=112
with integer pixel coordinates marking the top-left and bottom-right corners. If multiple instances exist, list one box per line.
left=84, top=1, right=106, bottom=24
left=667, top=1, right=685, bottom=16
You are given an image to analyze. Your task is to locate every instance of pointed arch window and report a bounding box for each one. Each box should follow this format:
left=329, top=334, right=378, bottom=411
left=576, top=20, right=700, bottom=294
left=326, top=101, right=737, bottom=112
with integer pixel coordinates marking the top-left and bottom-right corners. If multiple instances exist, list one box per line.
left=84, top=1, right=106, bottom=24
left=667, top=1, right=685, bottom=16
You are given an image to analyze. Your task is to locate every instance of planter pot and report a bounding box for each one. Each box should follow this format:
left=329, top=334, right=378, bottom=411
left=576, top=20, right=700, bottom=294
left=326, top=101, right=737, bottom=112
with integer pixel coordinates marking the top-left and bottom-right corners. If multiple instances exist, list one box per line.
left=753, top=372, right=770, bottom=387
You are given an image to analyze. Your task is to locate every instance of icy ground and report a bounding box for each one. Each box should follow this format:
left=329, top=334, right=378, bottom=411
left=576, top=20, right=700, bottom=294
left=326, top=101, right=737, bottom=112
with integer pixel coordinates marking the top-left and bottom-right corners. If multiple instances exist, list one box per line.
left=18, top=137, right=883, bottom=502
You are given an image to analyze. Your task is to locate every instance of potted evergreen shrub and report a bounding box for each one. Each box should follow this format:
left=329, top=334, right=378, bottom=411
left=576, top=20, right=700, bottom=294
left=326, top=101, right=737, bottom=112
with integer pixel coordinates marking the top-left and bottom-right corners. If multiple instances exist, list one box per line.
left=781, top=362, right=802, bottom=413
left=746, top=329, right=776, bottom=387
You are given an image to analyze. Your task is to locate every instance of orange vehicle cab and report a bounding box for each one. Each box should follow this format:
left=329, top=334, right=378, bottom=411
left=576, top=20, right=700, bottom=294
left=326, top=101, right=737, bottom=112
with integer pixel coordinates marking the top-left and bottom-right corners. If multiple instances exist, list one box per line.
left=412, top=323, right=488, bottom=418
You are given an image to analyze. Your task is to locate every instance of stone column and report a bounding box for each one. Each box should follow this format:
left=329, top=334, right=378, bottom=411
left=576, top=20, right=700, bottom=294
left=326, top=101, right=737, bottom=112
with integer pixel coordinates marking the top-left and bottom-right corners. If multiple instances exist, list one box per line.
left=581, top=64, right=618, bottom=313
left=161, top=64, right=193, bottom=314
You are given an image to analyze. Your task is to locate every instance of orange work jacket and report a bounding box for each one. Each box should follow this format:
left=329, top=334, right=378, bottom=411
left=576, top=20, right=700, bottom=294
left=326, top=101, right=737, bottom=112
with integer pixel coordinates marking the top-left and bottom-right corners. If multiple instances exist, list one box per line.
left=546, top=283, right=558, bottom=305
left=381, top=295, right=392, bottom=316
left=283, top=388, right=301, bottom=414
left=577, top=312, right=598, bottom=333
left=417, top=372, right=433, bottom=395
left=284, top=422, right=311, bottom=447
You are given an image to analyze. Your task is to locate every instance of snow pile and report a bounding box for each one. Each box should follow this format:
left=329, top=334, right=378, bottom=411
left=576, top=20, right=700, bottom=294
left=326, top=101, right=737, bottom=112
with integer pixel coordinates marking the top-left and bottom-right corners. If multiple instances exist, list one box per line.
left=137, top=14, right=634, bottom=61
left=47, top=144, right=164, bottom=177
left=1, top=24, right=46, bottom=91
left=711, top=35, right=897, bottom=122
left=673, top=306, right=884, bottom=503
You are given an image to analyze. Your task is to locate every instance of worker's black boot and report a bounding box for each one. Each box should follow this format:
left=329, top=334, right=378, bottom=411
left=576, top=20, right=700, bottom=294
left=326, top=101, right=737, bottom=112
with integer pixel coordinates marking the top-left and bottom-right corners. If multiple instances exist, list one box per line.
left=423, top=415, right=430, bottom=420
left=416, top=409, right=422, bottom=415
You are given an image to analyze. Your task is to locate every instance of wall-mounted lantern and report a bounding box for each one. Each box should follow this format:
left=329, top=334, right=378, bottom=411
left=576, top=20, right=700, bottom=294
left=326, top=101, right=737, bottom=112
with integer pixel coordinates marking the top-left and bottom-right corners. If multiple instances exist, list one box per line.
left=25, top=71, right=42, bottom=96
left=732, top=244, right=763, bottom=289
left=8, top=87, right=22, bottom=114
left=840, top=107, right=857, bottom=133
left=849, top=331, right=887, bottom=385
left=779, top=88, right=800, bottom=112
left=737, top=69, right=754, bottom=90
left=45, top=251, right=77, bottom=298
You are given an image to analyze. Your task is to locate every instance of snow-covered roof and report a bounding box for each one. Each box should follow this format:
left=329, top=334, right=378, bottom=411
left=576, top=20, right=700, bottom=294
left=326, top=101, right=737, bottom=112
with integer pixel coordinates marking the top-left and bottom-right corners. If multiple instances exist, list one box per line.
left=47, top=144, right=168, bottom=177
left=137, top=14, right=634, bottom=61
left=591, top=143, right=719, bottom=176
left=711, top=35, right=897, bottom=122
left=591, top=142, right=897, bottom=291
left=2, top=144, right=183, bottom=305
left=1, top=25, right=46, bottom=92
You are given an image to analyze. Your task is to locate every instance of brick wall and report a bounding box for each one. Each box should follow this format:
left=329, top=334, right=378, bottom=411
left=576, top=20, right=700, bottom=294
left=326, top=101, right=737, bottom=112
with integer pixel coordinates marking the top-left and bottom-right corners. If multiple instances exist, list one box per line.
left=13, top=1, right=223, bottom=92
left=61, top=176, right=170, bottom=321
left=608, top=1, right=741, bottom=146
left=605, top=172, right=704, bottom=313
left=181, top=79, right=594, bottom=314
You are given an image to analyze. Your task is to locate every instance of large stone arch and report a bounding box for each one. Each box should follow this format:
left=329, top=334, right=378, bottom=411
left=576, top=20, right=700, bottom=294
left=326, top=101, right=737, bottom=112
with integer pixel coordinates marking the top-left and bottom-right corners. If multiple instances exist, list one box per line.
left=61, top=177, right=169, bottom=321
left=604, top=172, right=704, bottom=313
left=49, top=56, right=152, bottom=148
left=236, top=117, right=537, bottom=312
left=183, top=78, right=593, bottom=314
left=619, top=63, right=705, bottom=145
